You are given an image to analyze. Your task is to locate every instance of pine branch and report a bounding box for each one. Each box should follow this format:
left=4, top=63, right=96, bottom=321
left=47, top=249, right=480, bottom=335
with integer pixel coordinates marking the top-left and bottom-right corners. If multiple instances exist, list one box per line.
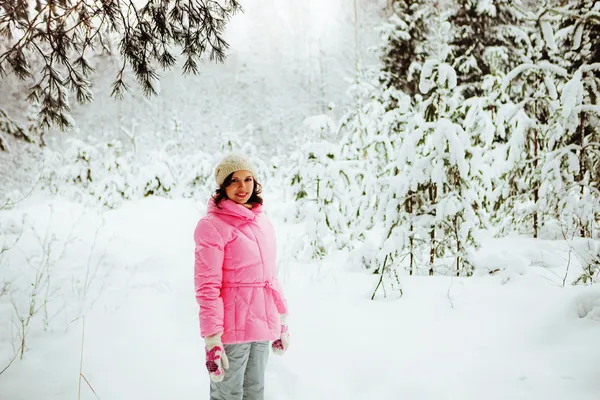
left=0, top=0, right=241, bottom=131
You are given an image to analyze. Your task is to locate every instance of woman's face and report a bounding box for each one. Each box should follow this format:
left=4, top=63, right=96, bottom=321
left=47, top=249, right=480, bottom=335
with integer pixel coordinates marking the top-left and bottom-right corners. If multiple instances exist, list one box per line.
left=225, top=170, right=255, bottom=205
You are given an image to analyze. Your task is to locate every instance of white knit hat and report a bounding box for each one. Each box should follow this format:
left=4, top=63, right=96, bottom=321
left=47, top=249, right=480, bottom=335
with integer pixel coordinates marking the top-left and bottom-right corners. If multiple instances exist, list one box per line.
left=215, top=154, right=258, bottom=187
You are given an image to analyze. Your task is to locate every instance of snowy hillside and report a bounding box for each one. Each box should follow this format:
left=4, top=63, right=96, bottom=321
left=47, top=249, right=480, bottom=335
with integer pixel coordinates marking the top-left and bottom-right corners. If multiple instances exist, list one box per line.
left=1, top=195, right=599, bottom=400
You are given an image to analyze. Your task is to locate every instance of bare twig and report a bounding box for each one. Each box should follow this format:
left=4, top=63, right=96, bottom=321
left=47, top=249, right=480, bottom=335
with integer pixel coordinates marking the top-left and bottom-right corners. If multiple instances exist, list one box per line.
left=78, top=316, right=84, bottom=400
left=80, top=373, right=101, bottom=400
left=371, top=255, right=389, bottom=300
left=447, top=276, right=455, bottom=309
left=563, top=248, right=572, bottom=288
left=83, top=220, right=103, bottom=298
left=77, top=315, right=101, bottom=399
left=0, top=217, right=25, bottom=257
left=0, top=162, right=45, bottom=211
left=65, top=315, right=84, bottom=333
left=0, top=349, right=19, bottom=376
left=560, top=220, right=577, bottom=288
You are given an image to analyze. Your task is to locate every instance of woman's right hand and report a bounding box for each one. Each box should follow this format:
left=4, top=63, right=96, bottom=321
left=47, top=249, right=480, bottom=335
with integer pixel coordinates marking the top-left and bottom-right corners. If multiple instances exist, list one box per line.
left=204, top=332, right=229, bottom=382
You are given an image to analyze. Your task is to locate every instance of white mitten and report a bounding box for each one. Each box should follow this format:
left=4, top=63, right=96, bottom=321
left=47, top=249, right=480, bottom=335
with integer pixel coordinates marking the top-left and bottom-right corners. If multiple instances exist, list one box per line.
left=272, top=314, right=290, bottom=355
left=204, top=332, right=229, bottom=382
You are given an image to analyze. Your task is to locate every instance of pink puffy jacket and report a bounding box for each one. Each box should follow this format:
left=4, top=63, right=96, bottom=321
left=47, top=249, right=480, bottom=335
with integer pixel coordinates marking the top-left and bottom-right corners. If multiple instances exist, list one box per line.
left=194, top=198, right=288, bottom=344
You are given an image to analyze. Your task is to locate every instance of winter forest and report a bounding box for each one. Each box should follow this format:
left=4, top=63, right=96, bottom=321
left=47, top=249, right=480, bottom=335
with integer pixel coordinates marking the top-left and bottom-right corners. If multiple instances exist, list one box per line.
left=1, top=0, right=600, bottom=399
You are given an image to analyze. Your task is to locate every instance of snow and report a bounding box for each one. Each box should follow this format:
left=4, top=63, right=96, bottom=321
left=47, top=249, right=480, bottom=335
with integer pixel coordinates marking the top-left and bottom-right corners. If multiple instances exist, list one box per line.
left=503, top=62, right=568, bottom=93
left=476, top=0, right=496, bottom=16
left=572, top=23, right=584, bottom=50
left=544, top=74, right=558, bottom=100
left=574, top=105, right=600, bottom=116
left=437, top=63, right=457, bottom=89
left=303, top=114, right=336, bottom=134
left=2, top=1, right=600, bottom=399
left=419, top=59, right=438, bottom=94
left=561, top=72, right=584, bottom=123
left=540, top=20, right=558, bottom=52
left=1, top=195, right=599, bottom=400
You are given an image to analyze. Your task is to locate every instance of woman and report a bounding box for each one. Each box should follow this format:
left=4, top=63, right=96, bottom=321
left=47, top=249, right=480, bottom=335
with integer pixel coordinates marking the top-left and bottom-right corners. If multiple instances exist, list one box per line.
left=194, top=154, right=289, bottom=400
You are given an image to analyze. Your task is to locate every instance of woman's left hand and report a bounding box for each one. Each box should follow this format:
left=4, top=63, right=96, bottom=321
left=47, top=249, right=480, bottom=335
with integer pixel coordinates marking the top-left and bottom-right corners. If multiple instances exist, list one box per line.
left=272, top=314, right=289, bottom=355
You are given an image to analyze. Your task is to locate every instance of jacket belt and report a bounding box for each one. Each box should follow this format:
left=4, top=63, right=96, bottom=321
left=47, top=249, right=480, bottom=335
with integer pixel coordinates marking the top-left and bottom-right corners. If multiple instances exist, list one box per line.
left=221, top=281, right=284, bottom=306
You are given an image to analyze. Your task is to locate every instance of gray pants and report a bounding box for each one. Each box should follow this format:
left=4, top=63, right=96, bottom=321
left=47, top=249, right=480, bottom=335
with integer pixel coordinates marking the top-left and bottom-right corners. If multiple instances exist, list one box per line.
left=209, top=341, right=269, bottom=400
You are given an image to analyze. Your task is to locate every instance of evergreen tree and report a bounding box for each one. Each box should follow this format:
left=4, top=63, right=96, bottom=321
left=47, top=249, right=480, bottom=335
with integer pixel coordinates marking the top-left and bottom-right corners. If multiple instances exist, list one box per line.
left=287, top=139, right=362, bottom=260
left=0, top=0, right=241, bottom=130
left=492, top=1, right=570, bottom=238
left=550, top=0, right=600, bottom=237
left=496, top=1, right=600, bottom=239
left=556, top=0, right=600, bottom=71
left=378, top=11, right=485, bottom=277
left=407, top=61, right=483, bottom=275
left=448, top=0, right=530, bottom=98
left=337, top=68, right=411, bottom=295
left=346, top=4, right=487, bottom=277
left=379, top=0, right=435, bottom=97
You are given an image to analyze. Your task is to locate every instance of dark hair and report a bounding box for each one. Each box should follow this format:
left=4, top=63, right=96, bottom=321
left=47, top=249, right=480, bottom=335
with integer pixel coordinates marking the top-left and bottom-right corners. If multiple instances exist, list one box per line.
left=212, top=172, right=263, bottom=208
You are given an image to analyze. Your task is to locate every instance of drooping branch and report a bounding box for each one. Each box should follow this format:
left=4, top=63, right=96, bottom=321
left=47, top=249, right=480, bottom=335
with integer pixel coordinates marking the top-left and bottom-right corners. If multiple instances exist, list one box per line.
left=0, top=0, right=241, bottom=131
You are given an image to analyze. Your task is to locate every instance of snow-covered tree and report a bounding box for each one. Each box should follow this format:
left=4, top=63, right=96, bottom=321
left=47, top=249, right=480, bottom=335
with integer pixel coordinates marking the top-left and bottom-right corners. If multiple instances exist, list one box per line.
left=492, top=0, right=571, bottom=237
left=90, top=140, right=134, bottom=208
left=287, top=139, right=362, bottom=260
left=351, top=10, right=485, bottom=278
left=553, top=0, right=600, bottom=237
left=416, top=14, right=482, bottom=275
left=0, top=110, right=22, bottom=151
left=572, top=240, right=600, bottom=285
left=495, top=62, right=566, bottom=237
left=63, top=138, right=97, bottom=187
left=378, top=0, right=435, bottom=97
left=407, top=75, right=483, bottom=275
left=555, top=0, right=600, bottom=71
left=540, top=61, right=600, bottom=239
left=496, top=2, right=600, bottom=239
left=448, top=0, right=531, bottom=98
left=336, top=66, right=415, bottom=279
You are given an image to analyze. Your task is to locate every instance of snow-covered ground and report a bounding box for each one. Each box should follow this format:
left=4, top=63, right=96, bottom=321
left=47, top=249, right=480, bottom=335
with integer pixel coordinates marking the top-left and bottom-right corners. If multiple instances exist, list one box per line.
left=1, top=195, right=599, bottom=400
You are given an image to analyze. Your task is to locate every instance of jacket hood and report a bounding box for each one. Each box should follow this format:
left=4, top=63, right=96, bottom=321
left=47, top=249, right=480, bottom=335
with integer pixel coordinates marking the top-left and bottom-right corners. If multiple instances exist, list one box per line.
left=207, top=198, right=262, bottom=221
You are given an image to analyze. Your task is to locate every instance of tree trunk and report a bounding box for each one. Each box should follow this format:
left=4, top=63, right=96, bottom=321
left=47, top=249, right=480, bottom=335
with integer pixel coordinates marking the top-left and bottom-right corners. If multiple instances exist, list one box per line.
left=455, top=214, right=461, bottom=277
left=407, top=194, right=414, bottom=275
left=404, top=194, right=414, bottom=275
left=371, top=255, right=389, bottom=300
left=353, top=0, right=360, bottom=80
left=454, top=173, right=461, bottom=277
left=410, top=228, right=414, bottom=275
left=429, top=184, right=437, bottom=276
left=578, top=115, right=588, bottom=237
left=533, top=126, right=539, bottom=239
